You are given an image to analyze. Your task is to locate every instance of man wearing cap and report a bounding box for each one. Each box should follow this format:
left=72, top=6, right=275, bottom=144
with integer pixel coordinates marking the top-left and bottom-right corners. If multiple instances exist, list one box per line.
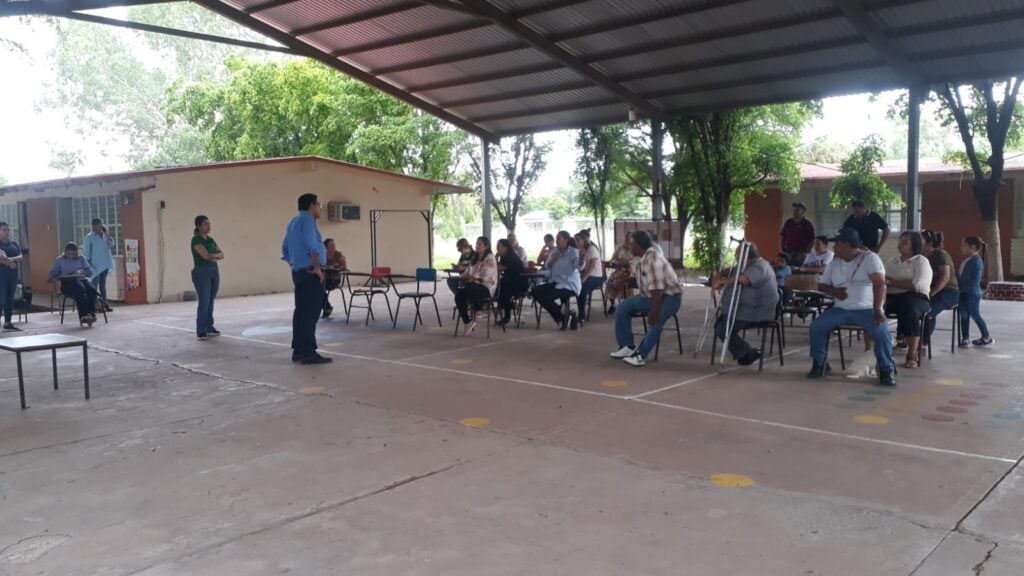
left=780, top=202, right=815, bottom=266
left=807, top=228, right=895, bottom=386
left=843, top=200, right=890, bottom=253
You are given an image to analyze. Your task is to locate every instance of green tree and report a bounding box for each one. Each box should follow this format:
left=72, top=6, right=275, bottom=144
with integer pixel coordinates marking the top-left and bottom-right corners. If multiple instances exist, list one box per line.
left=670, top=102, right=818, bottom=272
left=829, top=135, right=902, bottom=210
left=474, top=135, right=549, bottom=233
left=799, top=136, right=852, bottom=164
left=576, top=125, right=628, bottom=251
left=933, top=80, right=1023, bottom=281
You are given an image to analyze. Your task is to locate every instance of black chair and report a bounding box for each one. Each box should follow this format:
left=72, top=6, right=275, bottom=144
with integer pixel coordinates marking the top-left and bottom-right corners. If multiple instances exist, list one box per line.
left=56, top=280, right=108, bottom=326
left=533, top=291, right=579, bottom=330
left=581, top=278, right=607, bottom=322
left=630, top=310, right=683, bottom=361
left=393, top=268, right=442, bottom=331
left=714, top=301, right=784, bottom=372
left=923, top=305, right=961, bottom=357
left=13, top=283, right=28, bottom=324
left=348, top=267, right=394, bottom=326
left=452, top=290, right=500, bottom=339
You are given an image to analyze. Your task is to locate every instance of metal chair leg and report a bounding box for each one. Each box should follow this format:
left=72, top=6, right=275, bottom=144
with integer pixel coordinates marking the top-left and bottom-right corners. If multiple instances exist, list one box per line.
left=430, top=296, right=442, bottom=328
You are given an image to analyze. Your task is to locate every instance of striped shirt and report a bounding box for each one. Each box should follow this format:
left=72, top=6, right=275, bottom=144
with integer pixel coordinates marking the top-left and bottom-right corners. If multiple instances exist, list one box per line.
left=637, top=247, right=682, bottom=297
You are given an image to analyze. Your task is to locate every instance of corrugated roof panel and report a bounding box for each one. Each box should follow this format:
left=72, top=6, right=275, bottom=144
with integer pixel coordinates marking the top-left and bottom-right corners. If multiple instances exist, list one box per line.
left=256, top=0, right=383, bottom=32
left=384, top=49, right=558, bottom=89
left=900, top=21, right=1024, bottom=56
left=482, top=102, right=628, bottom=134
left=419, top=68, right=589, bottom=104
left=450, top=86, right=611, bottom=119
left=345, top=26, right=525, bottom=72
left=302, top=5, right=483, bottom=54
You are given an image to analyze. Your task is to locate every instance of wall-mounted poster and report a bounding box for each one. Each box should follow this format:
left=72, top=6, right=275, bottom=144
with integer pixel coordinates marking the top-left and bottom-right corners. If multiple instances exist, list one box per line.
left=124, top=239, right=140, bottom=291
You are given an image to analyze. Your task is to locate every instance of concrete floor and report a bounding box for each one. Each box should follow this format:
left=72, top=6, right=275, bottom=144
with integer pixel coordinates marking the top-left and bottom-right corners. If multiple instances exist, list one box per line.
left=1, top=285, right=1022, bottom=575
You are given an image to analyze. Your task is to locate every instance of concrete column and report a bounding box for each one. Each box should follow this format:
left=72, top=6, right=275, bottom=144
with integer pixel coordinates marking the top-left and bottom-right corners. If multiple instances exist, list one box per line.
left=651, top=120, right=664, bottom=220
left=906, top=87, right=922, bottom=230
left=481, top=137, right=492, bottom=239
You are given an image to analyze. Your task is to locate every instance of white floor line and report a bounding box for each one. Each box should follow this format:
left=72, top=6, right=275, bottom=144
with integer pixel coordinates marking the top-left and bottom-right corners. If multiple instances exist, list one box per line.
left=129, top=319, right=1015, bottom=463
left=397, top=332, right=541, bottom=362
left=633, top=398, right=1017, bottom=464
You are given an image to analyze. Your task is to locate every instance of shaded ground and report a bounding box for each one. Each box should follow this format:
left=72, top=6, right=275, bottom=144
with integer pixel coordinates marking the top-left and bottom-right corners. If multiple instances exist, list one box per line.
left=1, top=285, right=1022, bottom=575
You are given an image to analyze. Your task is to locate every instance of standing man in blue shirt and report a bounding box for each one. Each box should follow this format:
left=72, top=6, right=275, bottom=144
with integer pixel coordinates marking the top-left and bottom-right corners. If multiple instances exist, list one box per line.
left=282, top=194, right=332, bottom=365
left=84, top=218, right=115, bottom=311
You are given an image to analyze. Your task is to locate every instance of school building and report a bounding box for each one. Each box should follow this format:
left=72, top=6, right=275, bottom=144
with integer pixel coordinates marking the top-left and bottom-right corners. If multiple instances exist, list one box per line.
left=744, top=157, right=1024, bottom=278
left=0, top=156, right=470, bottom=305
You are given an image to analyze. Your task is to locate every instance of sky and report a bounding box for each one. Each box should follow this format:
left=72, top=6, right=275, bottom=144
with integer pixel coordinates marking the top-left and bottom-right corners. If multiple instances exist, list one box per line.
left=1, top=14, right=907, bottom=190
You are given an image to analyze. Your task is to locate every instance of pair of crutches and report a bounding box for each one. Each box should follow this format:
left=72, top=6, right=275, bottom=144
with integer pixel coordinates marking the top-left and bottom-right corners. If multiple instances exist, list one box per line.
left=693, top=236, right=751, bottom=370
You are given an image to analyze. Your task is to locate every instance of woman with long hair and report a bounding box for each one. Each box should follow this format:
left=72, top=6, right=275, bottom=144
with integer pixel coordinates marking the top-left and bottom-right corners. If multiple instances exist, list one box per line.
left=455, top=236, right=498, bottom=335
left=958, top=236, right=993, bottom=347
left=532, top=230, right=581, bottom=329
left=575, top=229, right=604, bottom=321
left=495, top=238, right=527, bottom=326
left=884, top=231, right=932, bottom=368
left=921, top=229, right=958, bottom=342
left=191, top=215, right=224, bottom=340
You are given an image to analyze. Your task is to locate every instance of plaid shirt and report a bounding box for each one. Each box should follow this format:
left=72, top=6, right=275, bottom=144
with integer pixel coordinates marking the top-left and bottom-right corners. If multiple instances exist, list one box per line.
left=637, top=247, right=682, bottom=297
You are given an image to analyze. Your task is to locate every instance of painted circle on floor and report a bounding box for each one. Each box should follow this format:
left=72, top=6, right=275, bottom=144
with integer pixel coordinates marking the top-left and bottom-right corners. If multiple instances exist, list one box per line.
left=601, top=380, right=628, bottom=388
left=863, top=389, right=892, bottom=396
left=961, top=392, right=989, bottom=400
left=936, top=406, right=968, bottom=414
left=993, top=412, right=1023, bottom=421
left=710, top=473, right=754, bottom=488
left=949, top=399, right=979, bottom=407
left=933, top=378, right=963, bottom=387
left=299, top=387, right=324, bottom=395
left=922, top=413, right=955, bottom=422
left=450, top=359, right=473, bottom=365
left=853, top=415, right=890, bottom=425
left=847, top=395, right=876, bottom=402
left=987, top=354, right=1013, bottom=359
left=459, top=417, right=490, bottom=427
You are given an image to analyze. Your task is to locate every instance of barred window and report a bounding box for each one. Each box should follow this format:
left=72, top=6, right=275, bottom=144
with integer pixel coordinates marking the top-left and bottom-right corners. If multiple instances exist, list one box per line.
left=73, top=196, right=121, bottom=256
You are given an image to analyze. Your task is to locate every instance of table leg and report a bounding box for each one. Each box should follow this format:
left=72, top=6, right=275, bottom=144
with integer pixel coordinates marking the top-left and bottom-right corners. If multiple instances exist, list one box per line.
left=16, top=352, right=26, bottom=409
left=52, top=348, right=59, bottom=390
left=82, top=344, right=90, bottom=400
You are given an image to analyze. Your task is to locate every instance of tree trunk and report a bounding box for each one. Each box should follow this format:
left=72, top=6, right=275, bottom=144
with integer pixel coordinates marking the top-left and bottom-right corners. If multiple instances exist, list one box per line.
left=973, top=179, right=1003, bottom=281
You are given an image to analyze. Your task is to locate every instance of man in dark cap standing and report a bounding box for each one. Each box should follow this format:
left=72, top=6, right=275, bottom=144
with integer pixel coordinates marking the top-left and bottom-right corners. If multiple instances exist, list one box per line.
left=843, top=200, right=890, bottom=253
left=780, top=201, right=815, bottom=266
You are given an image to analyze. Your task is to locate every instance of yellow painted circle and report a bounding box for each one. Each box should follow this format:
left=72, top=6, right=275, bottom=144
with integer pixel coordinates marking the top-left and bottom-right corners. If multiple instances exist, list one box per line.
left=299, top=387, right=324, bottom=395
left=710, top=473, right=754, bottom=488
left=555, top=339, right=573, bottom=345
left=934, top=378, right=963, bottom=387
left=459, top=417, right=490, bottom=427
left=451, top=359, right=473, bottom=365
left=602, top=380, right=628, bottom=388
left=854, top=415, right=890, bottom=425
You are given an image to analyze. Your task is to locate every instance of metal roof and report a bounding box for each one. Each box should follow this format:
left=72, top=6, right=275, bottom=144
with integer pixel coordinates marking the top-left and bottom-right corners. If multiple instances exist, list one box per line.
left=7, top=0, right=1024, bottom=139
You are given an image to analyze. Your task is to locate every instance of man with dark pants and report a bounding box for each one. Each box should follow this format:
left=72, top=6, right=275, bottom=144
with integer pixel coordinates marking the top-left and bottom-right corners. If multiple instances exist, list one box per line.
left=780, top=202, right=815, bottom=266
left=712, top=242, right=779, bottom=366
left=282, top=194, right=332, bottom=365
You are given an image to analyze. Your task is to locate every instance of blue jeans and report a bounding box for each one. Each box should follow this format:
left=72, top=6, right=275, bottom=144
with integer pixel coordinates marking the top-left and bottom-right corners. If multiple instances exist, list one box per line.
left=579, top=276, right=604, bottom=318
left=191, top=266, right=219, bottom=336
left=614, top=294, right=682, bottom=358
left=0, top=273, right=16, bottom=324
left=809, top=307, right=894, bottom=371
left=959, top=292, right=990, bottom=340
left=94, top=269, right=109, bottom=303
left=927, top=287, right=959, bottom=339
left=292, top=269, right=325, bottom=359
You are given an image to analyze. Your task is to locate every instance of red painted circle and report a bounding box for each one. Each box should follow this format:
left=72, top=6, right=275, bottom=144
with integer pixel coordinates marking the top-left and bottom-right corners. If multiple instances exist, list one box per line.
left=937, top=406, right=969, bottom=414
left=922, top=413, right=955, bottom=422
left=949, top=399, right=980, bottom=407
left=960, top=392, right=988, bottom=400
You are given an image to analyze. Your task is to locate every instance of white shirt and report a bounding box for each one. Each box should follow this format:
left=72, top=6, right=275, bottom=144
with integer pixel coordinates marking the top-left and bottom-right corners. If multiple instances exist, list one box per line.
left=820, top=251, right=885, bottom=310
left=513, top=245, right=529, bottom=265
left=886, top=254, right=932, bottom=296
left=580, top=244, right=604, bottom=280
left=802, top=249, right=834, bottom=269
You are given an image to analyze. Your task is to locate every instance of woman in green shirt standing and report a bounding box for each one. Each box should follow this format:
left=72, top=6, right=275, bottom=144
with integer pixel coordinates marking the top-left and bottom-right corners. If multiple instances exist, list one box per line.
left=191, top=215, right=224, bottom=340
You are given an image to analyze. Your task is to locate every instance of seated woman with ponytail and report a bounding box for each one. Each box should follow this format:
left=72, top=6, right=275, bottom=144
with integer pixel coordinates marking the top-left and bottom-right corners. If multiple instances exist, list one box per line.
left=921, top=229, right=958, bottom=342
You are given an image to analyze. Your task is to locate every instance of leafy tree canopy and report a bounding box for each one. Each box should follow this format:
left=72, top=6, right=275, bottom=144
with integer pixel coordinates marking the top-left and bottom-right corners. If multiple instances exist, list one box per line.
left=829, top=135, right=902, bottom=210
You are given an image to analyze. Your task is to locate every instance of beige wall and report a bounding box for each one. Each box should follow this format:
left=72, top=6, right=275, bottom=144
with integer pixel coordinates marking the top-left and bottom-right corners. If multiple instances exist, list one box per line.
left=143, top=159, right=436, bottom=303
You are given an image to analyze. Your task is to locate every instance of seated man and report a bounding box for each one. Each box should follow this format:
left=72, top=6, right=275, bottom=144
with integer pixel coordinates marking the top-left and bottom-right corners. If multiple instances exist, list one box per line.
left=609, top=230, right=683, bottom=367
left=807, top=228, right=895, bottom=386
left=712, top=242, right=779, bottom=366
left=322, top=238, right=347, bottom=318
left=49, top=242, right=99, bottom=326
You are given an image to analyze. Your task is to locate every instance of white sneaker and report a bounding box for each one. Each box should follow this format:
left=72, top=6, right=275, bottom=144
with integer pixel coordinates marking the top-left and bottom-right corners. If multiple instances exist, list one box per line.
left=622, top=353, right=646, bottom=367
left=610, top=346, right=635, bottom=358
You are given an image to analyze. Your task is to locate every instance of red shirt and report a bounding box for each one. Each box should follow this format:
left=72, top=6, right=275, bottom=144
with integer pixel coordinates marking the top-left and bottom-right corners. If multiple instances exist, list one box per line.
left=780, top=218, right=815, bottom=252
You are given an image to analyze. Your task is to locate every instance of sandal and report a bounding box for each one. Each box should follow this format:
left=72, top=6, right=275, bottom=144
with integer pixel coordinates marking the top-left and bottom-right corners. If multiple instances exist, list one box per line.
left=904, top=354, right=919, bottom=369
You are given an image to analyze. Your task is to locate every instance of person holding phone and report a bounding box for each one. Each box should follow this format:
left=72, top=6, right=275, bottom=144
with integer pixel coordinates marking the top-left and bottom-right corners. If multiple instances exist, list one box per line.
left=84, top=217, right=115, bottom=311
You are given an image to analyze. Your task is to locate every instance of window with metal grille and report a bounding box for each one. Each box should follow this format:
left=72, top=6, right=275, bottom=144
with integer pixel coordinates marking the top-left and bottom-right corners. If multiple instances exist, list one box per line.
left=72, top=196, right=121, bottom=256
left=0, top=203, right=20, bottom=243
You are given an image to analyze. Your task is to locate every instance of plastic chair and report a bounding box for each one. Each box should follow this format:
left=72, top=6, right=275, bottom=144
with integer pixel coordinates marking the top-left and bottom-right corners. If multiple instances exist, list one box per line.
left=348, top=267, right=394, bottom=326
left=393, top=268, right=442, bottom=330
left=55, top=279, right=108, bottom=326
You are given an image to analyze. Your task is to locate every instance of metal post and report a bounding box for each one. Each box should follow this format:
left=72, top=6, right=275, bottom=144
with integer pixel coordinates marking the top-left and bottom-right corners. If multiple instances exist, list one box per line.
left=651, top=120, right=664, bottom=220
left=906, top=86, right=922, bottom=230
left=481, top=137, right=493, bottom=239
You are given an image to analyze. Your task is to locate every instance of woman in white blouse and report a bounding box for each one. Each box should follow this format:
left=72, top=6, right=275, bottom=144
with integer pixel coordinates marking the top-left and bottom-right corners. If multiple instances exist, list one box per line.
left=455, top=236, right=498, bottom=335
left=884, top=231, right=933, bottom=368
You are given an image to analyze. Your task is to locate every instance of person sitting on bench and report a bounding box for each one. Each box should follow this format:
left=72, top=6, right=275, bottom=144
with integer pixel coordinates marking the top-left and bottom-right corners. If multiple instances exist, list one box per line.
left=49, top=242, right=100, bottom=326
